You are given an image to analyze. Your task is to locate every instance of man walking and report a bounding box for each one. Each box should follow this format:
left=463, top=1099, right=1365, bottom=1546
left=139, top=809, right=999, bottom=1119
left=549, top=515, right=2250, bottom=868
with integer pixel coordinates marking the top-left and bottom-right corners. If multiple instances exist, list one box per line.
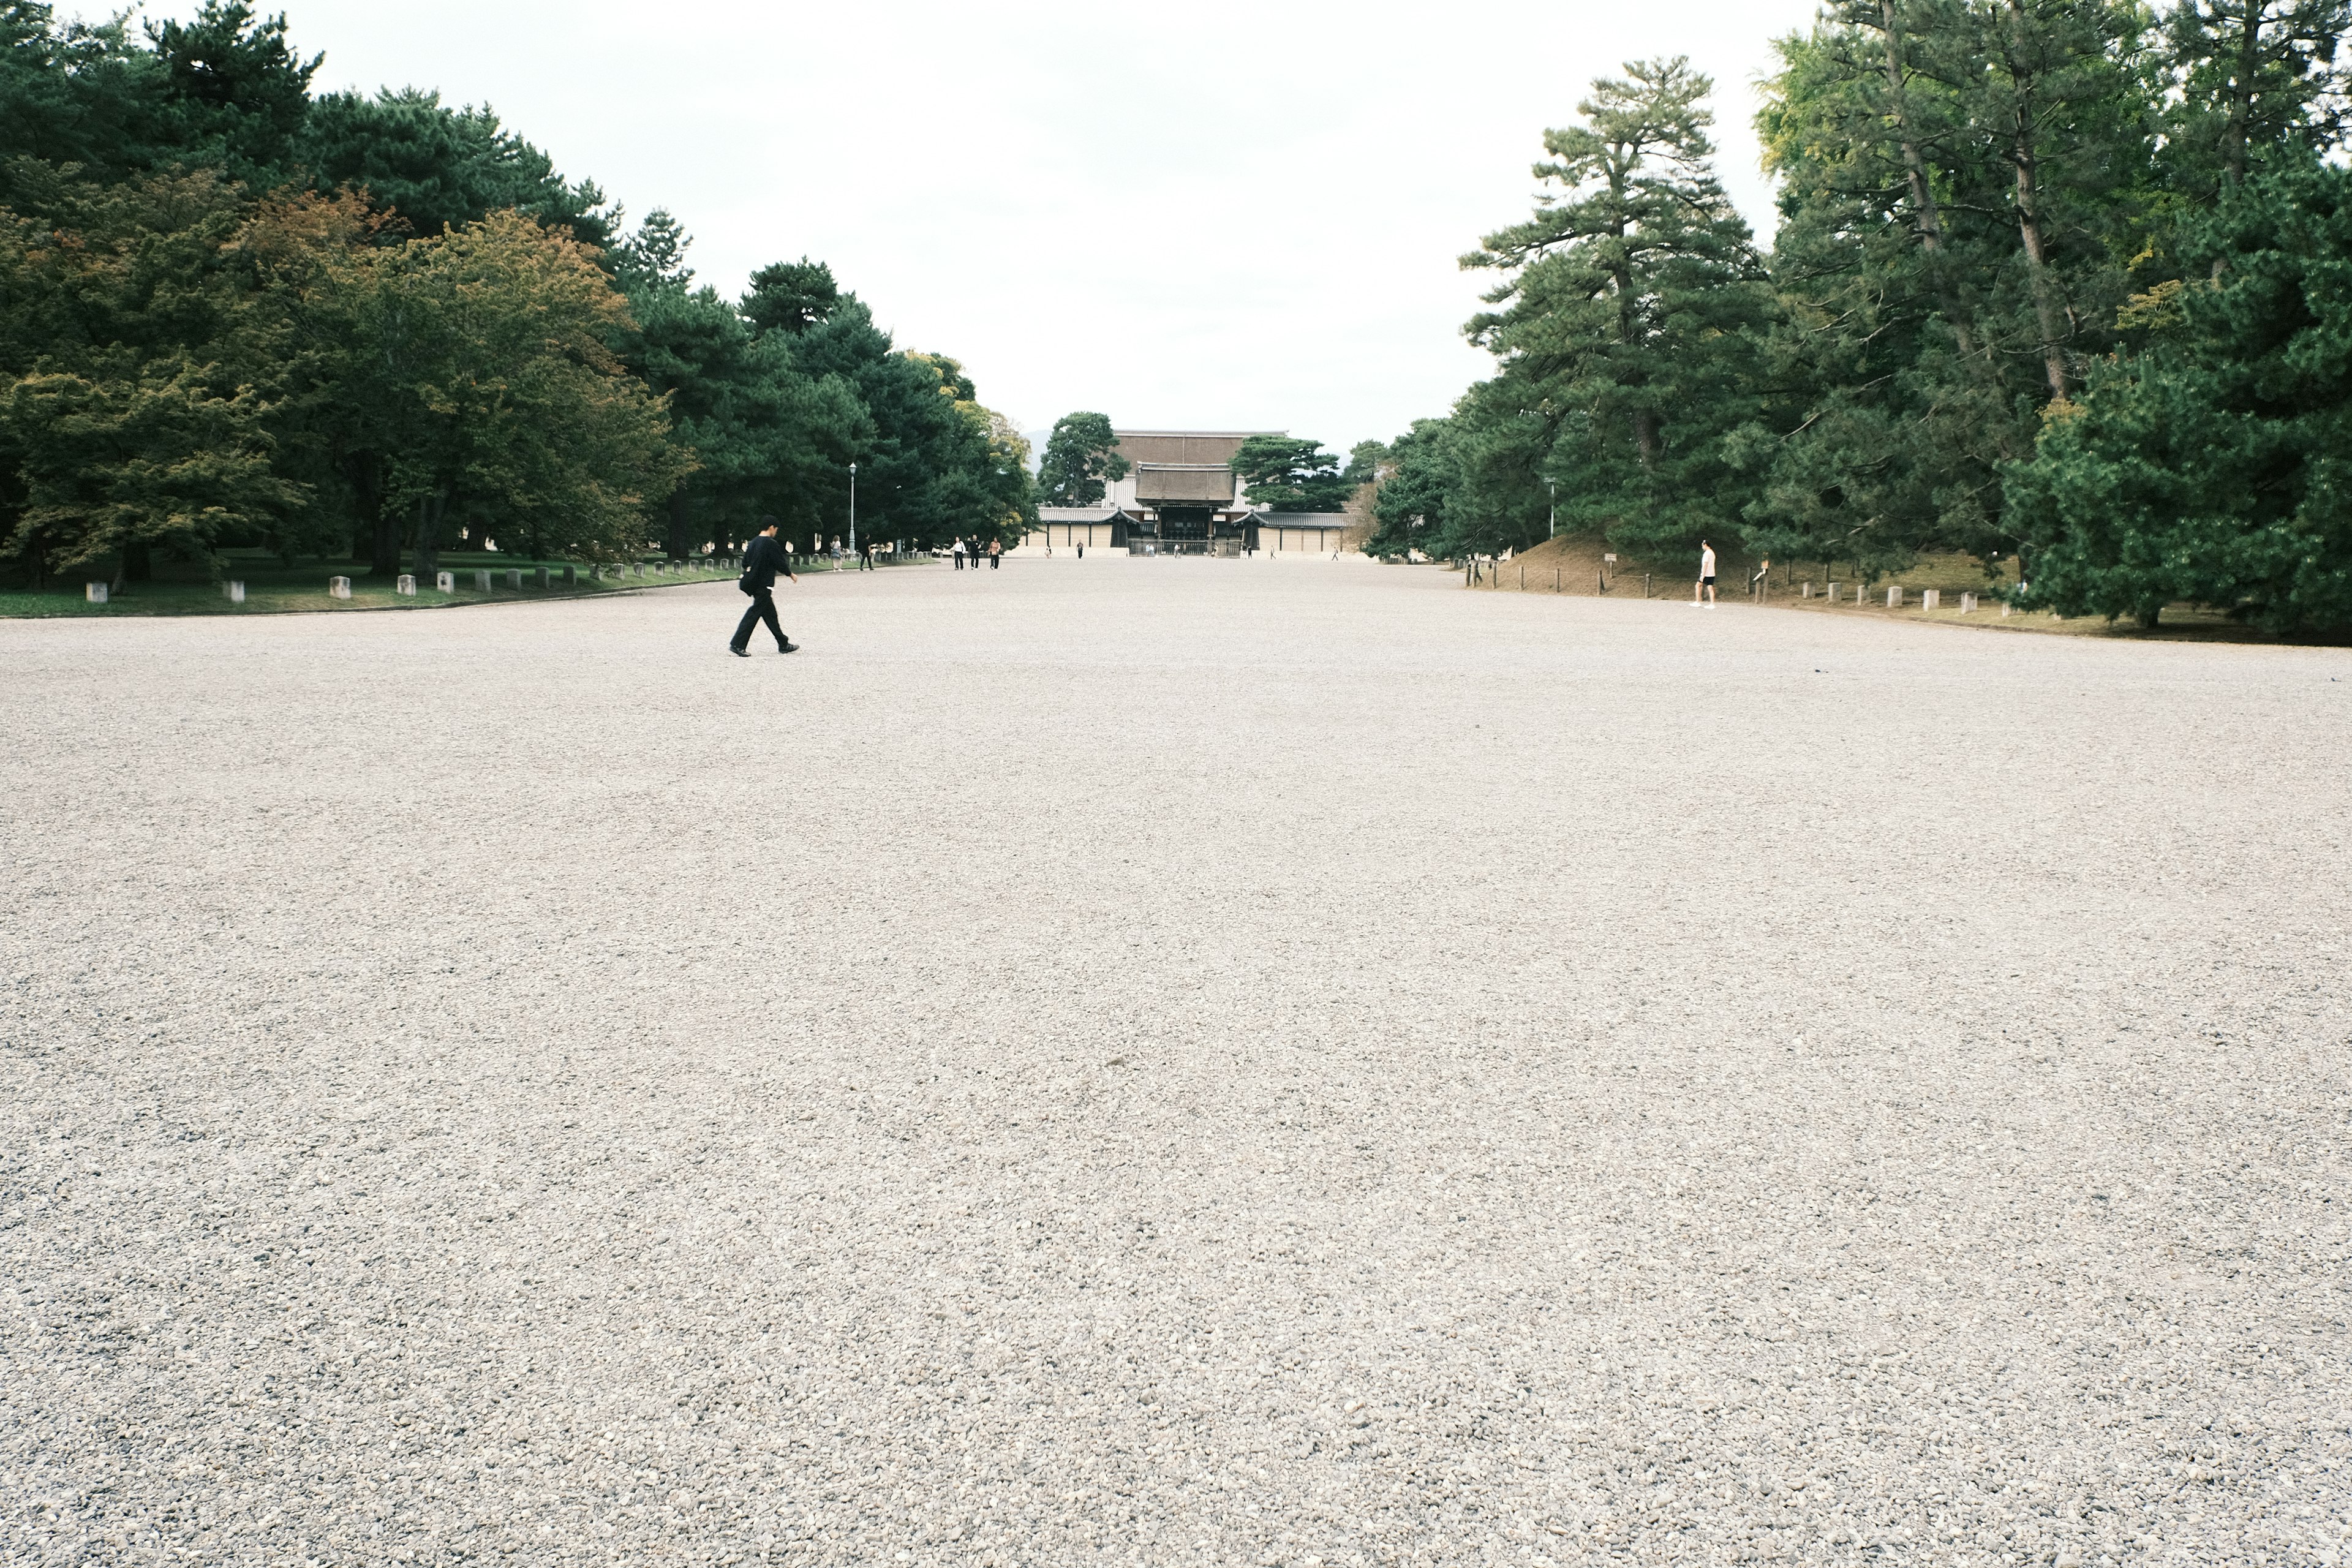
left=1692, top=538, right=1717, bottom=608
left=731, top=517, right=799, bottom=656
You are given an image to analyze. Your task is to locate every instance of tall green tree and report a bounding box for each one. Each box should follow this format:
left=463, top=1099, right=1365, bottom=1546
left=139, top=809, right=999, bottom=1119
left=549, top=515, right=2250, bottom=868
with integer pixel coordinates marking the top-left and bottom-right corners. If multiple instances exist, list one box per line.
left=741, top=257, right=839, bottom=336
left=620, top=215, right=869, bottom=557
left=1231, top=434, right=1352, bottom=512
left=2011, top=156, right=2352, bottom=634
left=2163, top=0, right=2349, bottom=198
left=1035, top=410, right=1128, bottom=507
left=769, top=295, right=1031, bottom=549
left=1742, top=1, right=2148, bottom=578
left=295, top=88, right=614, bottom=247
left=138, top=1, right=318, bottom=186
left=0, top=167, right=312, bottom=585
left=1455, top=57, right=1773, bottom=557
left=0, top=4, right=146, bottom=202
left=318, top=209, right=684, bottom=576
left=1365, top=418, right=1464, bottom=559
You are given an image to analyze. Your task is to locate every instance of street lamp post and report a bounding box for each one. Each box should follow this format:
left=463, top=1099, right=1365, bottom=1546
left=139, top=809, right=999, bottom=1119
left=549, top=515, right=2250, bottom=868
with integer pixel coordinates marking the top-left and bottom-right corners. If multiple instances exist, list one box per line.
left=1548, top=479, right=1557, bottom=540
left=848, top=462, right=858, bottom=561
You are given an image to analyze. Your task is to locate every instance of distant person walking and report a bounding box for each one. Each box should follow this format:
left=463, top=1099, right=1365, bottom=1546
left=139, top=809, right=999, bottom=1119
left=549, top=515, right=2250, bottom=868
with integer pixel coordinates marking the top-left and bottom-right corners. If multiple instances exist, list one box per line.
left=859, top=538, right=875, bottom=571
left=952, top=538, right=967, bottom=570
left=988, top=538, right=1003, bottom=570
left=729, top=517, right=799, bottom=657
left=1692, top=539, right=1717, bottom=608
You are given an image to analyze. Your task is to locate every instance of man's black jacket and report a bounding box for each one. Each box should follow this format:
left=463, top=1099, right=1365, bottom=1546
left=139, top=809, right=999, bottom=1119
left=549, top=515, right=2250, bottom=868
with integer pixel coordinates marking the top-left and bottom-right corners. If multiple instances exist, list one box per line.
left=740, top=535, right=794, bottom=592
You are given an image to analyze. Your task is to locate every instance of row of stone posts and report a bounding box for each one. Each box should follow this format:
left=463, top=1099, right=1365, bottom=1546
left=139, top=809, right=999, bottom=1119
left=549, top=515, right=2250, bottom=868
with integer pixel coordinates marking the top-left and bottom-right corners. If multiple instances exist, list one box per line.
left=83, top=557, right=737, bottom=606
left=1798, top=581, right=1994, bottom=615
left=323, top=558, right=741, bottom=601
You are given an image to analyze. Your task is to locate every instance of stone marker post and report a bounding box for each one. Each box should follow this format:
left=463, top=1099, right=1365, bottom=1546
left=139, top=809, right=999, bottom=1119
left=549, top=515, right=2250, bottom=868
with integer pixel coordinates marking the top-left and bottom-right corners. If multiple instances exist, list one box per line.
left=506, top=568, right=522, bottom=589
left=86, top=582, right=108, bottom=603
left=1886, top=585, right=1902, bottom=608
left=535, top=566, right=550, bottom=589
left=562, top=565, right=576, bottom=586
left=396, top=574, right=417, bottom=595
left=475, top=570, right=492, bottom=591
left=435, top=571, right=454, bottom=593
left=227, top=580, right=246, bottom=604
left=1960, top=592, right=1975, bottom=614
left=1922, top=588, right=1940, bottom=610
left=330, top=576, right=352, bottom=599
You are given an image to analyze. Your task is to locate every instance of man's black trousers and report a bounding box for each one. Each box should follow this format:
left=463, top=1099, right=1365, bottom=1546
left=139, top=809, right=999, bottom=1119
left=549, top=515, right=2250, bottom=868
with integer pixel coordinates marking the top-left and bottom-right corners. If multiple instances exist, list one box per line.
left=733, top=589, right=785, bottom=650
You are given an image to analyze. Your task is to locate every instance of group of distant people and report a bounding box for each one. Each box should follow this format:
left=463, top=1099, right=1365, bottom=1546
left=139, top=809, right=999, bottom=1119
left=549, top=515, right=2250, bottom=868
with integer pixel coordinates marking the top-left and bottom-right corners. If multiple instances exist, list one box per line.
left=949, top=536, right=1001, bottom=570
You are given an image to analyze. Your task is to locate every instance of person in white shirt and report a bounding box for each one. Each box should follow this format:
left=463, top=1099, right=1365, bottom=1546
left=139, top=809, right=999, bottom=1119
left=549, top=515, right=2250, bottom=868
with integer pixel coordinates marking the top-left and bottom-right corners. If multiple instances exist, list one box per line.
left=1693, top=540, right=1718, bottom=606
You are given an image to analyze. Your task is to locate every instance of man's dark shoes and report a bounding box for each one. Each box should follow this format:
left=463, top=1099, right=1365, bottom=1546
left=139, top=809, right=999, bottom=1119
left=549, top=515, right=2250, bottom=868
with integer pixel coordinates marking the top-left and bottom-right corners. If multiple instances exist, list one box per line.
left=777, top=639, right=799, bottom=654
left=728, top=644, right=750, bottom=657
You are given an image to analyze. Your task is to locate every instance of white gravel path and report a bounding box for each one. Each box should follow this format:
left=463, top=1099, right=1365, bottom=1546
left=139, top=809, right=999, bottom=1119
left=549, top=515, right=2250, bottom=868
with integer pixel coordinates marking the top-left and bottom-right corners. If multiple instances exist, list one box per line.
left=3, top=557, right=2348, bottom=1568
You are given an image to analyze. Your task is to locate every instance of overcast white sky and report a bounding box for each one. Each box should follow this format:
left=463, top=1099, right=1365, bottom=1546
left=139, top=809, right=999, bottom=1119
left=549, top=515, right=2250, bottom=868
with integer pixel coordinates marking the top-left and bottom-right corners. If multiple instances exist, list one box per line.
left=122, top=0, right=1828, bottom=454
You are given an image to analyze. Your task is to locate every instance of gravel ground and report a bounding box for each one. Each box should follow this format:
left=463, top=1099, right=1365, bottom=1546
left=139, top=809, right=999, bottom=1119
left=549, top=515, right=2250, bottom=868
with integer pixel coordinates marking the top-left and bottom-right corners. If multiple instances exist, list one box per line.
left=4, top=557, right=2348, bottom=1568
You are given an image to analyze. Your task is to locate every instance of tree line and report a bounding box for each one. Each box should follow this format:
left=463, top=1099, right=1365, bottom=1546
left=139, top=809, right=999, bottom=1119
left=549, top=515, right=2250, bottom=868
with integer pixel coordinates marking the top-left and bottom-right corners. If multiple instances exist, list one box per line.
left=0, top=0, right=1035, bottom=588
left=1365, top=1, right=2352, bottom=635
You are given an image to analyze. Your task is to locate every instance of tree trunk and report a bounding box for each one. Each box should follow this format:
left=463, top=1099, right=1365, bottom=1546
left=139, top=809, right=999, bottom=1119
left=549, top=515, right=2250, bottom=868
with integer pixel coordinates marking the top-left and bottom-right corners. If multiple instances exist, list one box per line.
left=345, top=456, right=396, bottom=576
left=2011, top=139, right=2070, bottom=399
left=373, top=509, right=402, bottom=575
left=360, top=456, right=401, bottom=577
left=665, top=486, right=693, bottom=561
left=2004, top=2, right=2070, bottom=401
left=123, top=541, right=152, bottom=581
left=409, top=491, right=448, bottom=581
left=2224, top=0, right=2256, bottom=190
left=1607, top=243, right=1658, bottom=466
left=1877, top=0, right=1980, bottom=360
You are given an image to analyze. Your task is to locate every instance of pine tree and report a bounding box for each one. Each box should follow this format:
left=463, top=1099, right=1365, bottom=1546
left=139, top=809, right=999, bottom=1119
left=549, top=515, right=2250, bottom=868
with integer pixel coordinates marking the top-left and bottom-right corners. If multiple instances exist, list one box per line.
left=1036, top=412, right=1128, bottom=508
left=2165, top=0, right=2350, bottom=198
left=1458, top=57, right=1772, bottom=556
left=1743, top=1, right=2146, bottom=579
left=2014, top=157, right=2352, bottom=634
